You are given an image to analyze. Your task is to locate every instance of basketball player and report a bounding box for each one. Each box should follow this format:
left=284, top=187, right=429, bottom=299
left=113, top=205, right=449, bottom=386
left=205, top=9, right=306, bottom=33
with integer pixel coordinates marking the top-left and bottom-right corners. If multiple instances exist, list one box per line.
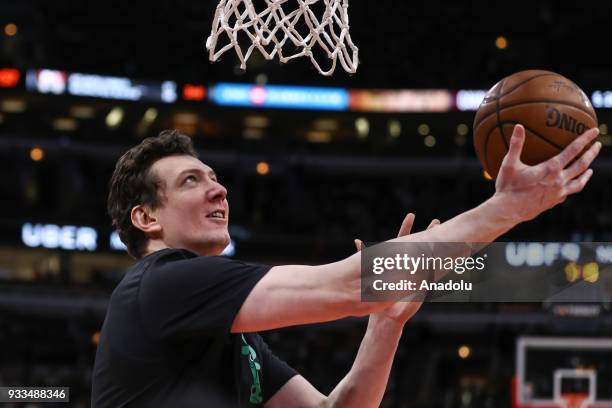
left=92, top=124, right=601, bottom=407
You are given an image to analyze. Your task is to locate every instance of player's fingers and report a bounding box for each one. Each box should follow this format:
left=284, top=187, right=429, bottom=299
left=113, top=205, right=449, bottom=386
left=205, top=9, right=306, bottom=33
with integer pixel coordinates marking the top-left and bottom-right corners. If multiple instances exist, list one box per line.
left=562, top=141, right=601, bottom=181
left=554, top=127, right=599, bottom=169
left=397, top=213, right=416, bottom=237
left=564, top=169, right=594, bottom=196
left=354, top=239, right=363, bottom=252
left=504, top=124, right=526, bottom=165
left=427, top=219, right=440, bottom=230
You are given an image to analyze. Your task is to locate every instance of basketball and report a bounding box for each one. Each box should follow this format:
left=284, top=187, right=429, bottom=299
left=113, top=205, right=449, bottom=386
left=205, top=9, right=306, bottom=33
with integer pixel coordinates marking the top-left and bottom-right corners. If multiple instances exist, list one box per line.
left=473, top=70, right=598, bottom=179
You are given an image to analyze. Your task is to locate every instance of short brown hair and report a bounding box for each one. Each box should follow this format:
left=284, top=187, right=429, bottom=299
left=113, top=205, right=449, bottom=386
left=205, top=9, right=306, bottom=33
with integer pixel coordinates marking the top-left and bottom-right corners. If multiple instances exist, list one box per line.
left=108, top=130, right=197, bottom=258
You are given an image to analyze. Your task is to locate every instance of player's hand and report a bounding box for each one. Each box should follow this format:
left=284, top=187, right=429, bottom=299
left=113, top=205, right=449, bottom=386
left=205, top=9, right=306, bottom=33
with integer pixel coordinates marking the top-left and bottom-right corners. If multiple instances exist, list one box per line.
left=494, top=124, right=601, bottom=222
left=355, top=213, right=439, bottom=325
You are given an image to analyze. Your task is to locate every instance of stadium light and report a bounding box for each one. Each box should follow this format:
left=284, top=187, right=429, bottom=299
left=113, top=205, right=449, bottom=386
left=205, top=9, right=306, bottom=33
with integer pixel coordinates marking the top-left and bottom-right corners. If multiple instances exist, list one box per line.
left=52, top=118, right=78, bottom=131
left=599, top=124, right=608, bottom=135
left=4, top=23, right=17, bottom=36
left=106, top=107, right=124, bottom=128
left=388, top=120, right=401, bottom=138
left=417, top=123, right=430, bottom=136
left=30, top=147, right=44, bottom=162
left=307, top=130, right=332, bottom=143
left=457, top=123, right=469, bottom=136
left=256, top=161, right=270, bottom=176
left=495, top=36, right=508, bottom=50
left=1, top=99, right=27, bottom=113
left=255, top=73, right=268, bottom=84
left=313, top=119, right=338, bottom=131
left=243, top=128, right=263, bottom=140
left=355, top=117, right=369, bottom=138
left=70, top=105, right=96, bottom=119
left=458, top=345, right=471, bottom=359
left=244, top=115, right=270, bottom=128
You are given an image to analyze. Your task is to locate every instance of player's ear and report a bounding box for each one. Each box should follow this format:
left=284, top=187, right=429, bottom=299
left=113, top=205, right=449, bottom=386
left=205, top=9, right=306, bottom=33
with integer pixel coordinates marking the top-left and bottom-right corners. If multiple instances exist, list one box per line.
left=131, top=205, right=162, bottom=235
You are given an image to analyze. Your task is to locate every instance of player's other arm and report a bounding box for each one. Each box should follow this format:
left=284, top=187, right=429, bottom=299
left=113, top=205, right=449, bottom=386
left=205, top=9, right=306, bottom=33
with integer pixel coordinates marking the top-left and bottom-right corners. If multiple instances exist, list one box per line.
left=264, top=314, right=407, bottom=408
left=233, top=125, right=601, bottom=334
left=265, top=216, right=431, bottom=408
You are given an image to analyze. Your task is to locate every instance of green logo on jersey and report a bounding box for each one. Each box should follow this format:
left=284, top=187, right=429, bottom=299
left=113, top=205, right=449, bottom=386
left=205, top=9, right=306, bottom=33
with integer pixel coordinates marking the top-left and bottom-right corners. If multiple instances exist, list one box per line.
left=241, top=334, right=262, bottom=404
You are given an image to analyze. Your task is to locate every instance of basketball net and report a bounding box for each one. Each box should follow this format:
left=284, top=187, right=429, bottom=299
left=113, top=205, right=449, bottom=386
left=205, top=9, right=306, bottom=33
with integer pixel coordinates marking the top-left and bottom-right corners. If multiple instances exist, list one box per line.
left=206, top=0, right=359, bottom=76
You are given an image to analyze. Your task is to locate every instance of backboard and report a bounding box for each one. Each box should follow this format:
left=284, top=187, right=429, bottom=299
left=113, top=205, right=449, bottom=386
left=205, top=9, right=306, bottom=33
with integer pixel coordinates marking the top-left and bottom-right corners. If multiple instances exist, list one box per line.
left=515, top=337, right=612, bottom=408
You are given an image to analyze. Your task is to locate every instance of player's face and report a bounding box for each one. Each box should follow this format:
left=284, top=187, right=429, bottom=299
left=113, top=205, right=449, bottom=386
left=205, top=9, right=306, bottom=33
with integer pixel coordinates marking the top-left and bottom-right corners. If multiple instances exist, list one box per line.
left=149, top=155, right=230, bottom=256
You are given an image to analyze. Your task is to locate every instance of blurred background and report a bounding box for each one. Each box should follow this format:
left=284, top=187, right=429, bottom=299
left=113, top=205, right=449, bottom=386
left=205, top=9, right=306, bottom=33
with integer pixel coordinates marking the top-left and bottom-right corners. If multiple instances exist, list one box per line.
left=1, top=0, right=611, bottom=407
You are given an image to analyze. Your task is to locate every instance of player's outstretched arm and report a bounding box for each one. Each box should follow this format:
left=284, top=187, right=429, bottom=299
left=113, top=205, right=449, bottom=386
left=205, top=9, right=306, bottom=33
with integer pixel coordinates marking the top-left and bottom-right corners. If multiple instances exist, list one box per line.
left=395, top=125, right=601, bottom=244
left=233, top=125, right=601, bottom=334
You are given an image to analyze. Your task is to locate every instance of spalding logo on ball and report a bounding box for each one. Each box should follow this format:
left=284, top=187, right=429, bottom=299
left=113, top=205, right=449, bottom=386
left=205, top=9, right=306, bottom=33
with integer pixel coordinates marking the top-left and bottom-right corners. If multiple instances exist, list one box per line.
left=473, top=70, right=598, bottom=179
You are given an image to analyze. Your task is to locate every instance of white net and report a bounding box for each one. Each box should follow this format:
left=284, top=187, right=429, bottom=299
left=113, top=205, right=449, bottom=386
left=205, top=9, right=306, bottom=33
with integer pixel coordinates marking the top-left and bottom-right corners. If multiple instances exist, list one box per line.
left=206, top=0, right=359, bottom=76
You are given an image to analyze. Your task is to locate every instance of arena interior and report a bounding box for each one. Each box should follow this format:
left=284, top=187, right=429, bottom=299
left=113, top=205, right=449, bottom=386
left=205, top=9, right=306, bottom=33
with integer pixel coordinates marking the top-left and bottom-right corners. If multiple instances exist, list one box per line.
left=0, top=1, right=611, bottom=407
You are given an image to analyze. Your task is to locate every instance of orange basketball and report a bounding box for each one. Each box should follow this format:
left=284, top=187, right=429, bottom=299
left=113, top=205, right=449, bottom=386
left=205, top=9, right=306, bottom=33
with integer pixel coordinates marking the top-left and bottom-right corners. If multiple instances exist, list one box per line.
left=473, top=70, right=598, bottom=179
